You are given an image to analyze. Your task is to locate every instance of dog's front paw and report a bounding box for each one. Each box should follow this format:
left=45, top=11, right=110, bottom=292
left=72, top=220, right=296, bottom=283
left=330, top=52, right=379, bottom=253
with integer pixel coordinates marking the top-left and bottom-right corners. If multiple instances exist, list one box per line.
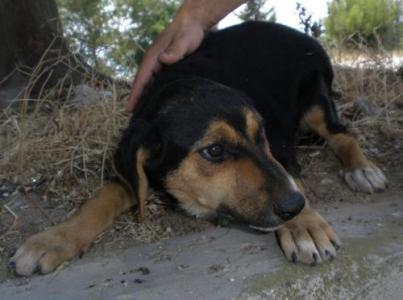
left=9, top=227, right=80, bottom=276
left=276, top=208, right=340, bottom=265
left=341, top=163, right=387, bottom=193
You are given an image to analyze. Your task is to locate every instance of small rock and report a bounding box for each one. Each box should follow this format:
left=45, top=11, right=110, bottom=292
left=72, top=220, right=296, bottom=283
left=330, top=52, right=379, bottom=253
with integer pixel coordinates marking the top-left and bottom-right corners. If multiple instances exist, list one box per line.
left=177, top=264, right=189, bottom=271
left=353, top=98, right=384, bottom=117
left=208, top=264, right=225, bottom=274
left=66, top=84, right=113, bottom=107
left=320, top=178, right=333, bottom=185
left=309, top=151, right=320, bottom=157
left=138, top=267, right=150, bottom=275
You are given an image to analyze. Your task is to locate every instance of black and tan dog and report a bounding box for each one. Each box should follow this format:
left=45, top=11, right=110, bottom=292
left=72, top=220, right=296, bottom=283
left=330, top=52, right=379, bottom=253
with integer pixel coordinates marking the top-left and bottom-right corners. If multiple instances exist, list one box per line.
left=10, top=22, right=387, bottom=276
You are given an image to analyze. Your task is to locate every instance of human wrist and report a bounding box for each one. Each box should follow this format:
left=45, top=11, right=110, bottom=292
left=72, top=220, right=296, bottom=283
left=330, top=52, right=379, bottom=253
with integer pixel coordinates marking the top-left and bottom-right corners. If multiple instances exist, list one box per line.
left=175, top=2, right=210, bottom=32
left=177, top=0, right=247, bottom=32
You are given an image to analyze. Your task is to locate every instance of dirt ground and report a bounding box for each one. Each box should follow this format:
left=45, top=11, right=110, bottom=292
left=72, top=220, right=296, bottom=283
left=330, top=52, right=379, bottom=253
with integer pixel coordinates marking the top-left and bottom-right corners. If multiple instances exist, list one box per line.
left=0, top=64, right=402, bottom=285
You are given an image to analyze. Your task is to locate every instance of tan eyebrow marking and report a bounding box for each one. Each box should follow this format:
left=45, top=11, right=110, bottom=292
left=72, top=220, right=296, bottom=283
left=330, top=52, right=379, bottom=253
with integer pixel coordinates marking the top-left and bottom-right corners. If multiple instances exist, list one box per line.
left=244, top=108, right=262, bottom=144
left=191, top=119, right=242, bottom=150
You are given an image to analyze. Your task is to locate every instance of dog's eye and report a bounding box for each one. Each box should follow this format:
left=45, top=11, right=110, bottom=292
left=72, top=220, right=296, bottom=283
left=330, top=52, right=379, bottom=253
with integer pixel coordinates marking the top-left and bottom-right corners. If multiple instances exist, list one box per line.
left=200, top=144, right=225, bottom=162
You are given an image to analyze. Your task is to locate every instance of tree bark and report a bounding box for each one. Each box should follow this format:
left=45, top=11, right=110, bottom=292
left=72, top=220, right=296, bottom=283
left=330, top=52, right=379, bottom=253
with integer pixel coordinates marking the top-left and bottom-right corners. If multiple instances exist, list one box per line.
left=0, top=0, right=110, bottom=108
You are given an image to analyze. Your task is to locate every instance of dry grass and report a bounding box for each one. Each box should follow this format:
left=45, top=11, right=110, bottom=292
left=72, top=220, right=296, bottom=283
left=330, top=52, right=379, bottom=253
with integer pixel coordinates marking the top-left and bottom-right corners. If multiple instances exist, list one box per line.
left=329, top=46, right=403, bottom=141
left=0, top=79, right=129, bottom=208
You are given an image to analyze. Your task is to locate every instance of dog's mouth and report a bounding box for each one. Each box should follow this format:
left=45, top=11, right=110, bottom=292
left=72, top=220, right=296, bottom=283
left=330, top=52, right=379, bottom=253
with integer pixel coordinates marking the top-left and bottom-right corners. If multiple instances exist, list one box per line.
left=249, top=224, right=283, bottom=232
left=216, top=205, right=284, bottom=232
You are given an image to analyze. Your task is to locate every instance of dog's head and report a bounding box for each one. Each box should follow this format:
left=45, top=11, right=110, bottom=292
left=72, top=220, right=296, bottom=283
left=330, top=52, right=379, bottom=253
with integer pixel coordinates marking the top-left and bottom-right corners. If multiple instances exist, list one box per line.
left=115, top=79, right=304, bottom=229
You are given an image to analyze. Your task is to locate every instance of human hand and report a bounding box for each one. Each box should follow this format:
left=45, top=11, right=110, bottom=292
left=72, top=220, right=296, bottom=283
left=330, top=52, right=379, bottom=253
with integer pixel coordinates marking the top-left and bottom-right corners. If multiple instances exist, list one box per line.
left=127, top=14, right=205, bottom=112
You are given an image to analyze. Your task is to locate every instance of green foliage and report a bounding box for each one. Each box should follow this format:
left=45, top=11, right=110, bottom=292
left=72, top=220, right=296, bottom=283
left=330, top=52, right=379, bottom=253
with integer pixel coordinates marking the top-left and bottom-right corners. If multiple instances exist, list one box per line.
left=57, top=0, right=179, bottom=77
left=120, top=0, right=178, bottom=67
left=325, top=0, right=403, bottom=49
left=238, top=0, right=276, bottom=22
left=296, top=2, right=324, bottom=38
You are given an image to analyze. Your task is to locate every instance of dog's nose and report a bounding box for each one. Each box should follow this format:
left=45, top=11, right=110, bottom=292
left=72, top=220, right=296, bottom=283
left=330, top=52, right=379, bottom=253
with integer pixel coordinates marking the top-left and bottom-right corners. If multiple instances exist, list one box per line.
left=274, top=192, right=305, bottom=221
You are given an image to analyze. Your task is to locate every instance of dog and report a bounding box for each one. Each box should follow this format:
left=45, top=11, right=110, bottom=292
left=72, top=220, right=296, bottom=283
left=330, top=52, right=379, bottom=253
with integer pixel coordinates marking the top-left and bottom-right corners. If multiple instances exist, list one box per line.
left=9, top=21, right=387, bottom=276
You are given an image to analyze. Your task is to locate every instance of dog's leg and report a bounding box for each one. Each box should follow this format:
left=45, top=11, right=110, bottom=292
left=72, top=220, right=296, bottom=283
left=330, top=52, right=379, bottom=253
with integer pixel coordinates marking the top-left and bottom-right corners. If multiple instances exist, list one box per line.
left=276, top=179, right=340, bottom=264
left=303, top=105, right=387, bottom=193
left=9, top=182, right=133, bottom=276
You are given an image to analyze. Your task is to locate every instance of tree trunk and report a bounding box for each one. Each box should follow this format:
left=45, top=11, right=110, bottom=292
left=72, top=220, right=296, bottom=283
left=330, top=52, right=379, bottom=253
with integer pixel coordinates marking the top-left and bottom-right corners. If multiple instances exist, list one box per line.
left=0, top=0, right=110, bottom=108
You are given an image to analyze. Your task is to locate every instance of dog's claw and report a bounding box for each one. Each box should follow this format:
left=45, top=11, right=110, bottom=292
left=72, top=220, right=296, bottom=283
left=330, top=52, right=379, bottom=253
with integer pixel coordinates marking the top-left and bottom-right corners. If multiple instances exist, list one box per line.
left=330, top=239, right=341, bottom=250
left=8, top=249, right=16, bottom=259
left=324, top=249, right=335, bottom=260
left=33, top=265, right=42, bottom=274
left=7, top=261, right=16, bottom=272
left=291, top=252, right=298, bottom=263
left=311, top=253, right=319, bottom=266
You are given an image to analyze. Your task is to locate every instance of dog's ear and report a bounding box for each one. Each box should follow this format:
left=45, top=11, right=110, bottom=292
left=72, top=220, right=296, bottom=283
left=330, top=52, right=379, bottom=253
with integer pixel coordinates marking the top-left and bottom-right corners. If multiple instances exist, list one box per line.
left=113, top=119, right=161, bottom=220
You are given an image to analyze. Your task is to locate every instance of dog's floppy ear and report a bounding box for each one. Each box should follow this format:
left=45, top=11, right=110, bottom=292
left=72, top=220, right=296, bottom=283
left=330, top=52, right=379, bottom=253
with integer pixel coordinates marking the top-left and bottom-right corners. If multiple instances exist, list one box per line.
left=113, top=119, right=160, bottom=220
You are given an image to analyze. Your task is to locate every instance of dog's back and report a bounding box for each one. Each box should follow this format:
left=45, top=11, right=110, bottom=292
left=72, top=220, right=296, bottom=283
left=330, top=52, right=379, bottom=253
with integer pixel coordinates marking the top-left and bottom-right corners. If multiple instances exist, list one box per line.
left=135, top=21, right=333, bottom=120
